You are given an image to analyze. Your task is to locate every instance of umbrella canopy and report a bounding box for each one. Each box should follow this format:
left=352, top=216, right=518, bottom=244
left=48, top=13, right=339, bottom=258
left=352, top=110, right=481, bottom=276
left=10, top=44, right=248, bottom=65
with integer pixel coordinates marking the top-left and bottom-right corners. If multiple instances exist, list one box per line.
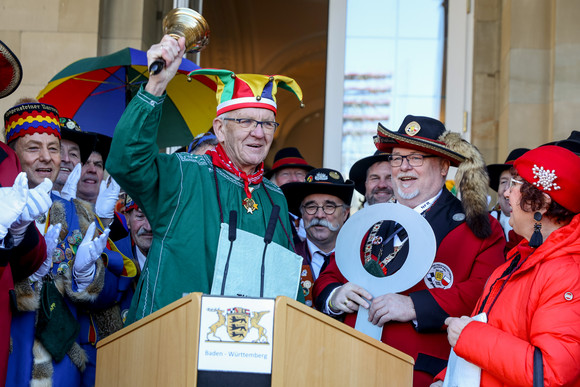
left=37, top=47, right=217, bottom=148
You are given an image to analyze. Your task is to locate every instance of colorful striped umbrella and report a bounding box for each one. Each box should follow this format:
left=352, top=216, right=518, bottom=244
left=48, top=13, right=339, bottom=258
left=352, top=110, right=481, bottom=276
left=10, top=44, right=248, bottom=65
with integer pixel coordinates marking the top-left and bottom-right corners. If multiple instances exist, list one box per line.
left=37, top=47, right=217, bottom=148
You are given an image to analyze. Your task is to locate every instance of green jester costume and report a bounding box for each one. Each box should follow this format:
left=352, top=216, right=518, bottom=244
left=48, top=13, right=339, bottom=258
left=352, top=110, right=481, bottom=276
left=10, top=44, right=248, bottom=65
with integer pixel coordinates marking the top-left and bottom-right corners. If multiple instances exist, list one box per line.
left=107, top=69, right=305, bottom=324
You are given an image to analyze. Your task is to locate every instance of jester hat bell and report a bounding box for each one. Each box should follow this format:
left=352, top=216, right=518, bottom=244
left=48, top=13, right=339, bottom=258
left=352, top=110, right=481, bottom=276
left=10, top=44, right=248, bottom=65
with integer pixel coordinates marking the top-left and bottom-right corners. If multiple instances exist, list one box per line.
left=187, top=69, right=304, bottom=116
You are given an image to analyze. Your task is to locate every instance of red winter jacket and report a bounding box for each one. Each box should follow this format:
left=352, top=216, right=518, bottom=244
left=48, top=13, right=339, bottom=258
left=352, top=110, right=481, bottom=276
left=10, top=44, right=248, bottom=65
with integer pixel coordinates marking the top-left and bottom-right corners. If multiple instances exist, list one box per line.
left=441, top=214, right=580, bottom=386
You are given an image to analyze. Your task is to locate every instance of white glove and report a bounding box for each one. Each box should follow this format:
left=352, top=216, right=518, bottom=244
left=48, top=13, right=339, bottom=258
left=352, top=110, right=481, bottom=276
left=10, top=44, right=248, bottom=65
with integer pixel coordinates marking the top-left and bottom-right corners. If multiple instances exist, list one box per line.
left=60, top=163, right=82, bottom=200
left=95, top=177, right=120, bottom=219
left=29, top=223, right=62, bottom=283
left=73, top=222, right=110, bottom=291
left=0, top=172, right=29, bottom=241
left=10, top=178, right=53, bottom=243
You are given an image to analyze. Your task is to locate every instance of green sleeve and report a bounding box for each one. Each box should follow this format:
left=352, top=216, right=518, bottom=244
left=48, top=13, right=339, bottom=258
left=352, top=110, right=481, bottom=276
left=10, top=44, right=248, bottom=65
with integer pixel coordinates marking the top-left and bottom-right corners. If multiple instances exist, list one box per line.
left=106, top=87, right=166, bottom=219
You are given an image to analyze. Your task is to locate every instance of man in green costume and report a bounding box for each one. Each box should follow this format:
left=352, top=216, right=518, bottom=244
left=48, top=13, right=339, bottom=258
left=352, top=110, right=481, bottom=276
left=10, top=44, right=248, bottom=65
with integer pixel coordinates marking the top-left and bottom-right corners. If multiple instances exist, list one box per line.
left=107, top=35, right=304, bottom=324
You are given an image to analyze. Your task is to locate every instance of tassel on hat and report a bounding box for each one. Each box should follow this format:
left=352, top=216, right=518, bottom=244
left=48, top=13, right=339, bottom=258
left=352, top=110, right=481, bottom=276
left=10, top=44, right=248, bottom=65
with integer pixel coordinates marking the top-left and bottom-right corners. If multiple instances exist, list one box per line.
left=440, top=131, right=492, bottom=239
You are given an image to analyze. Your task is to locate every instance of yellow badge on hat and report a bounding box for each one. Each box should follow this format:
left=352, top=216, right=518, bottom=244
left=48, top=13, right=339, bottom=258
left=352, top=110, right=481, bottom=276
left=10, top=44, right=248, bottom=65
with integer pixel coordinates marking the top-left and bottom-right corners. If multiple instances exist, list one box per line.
left=329, top=171, right=340, bottom=180
left=405, top=121, right=421, bottom=136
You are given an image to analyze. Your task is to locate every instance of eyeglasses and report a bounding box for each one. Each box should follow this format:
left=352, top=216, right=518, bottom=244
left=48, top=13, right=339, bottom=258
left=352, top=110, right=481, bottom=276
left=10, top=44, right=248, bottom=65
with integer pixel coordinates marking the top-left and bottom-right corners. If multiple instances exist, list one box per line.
left=277, top=170, right=307, bottom=180
left=223, top=118, right=280, bottom=132
left=388, top=154, right=437, bottom=167
left=509, top=178, right=524, bottom=190
left=301, top=203, right=345, bottom=215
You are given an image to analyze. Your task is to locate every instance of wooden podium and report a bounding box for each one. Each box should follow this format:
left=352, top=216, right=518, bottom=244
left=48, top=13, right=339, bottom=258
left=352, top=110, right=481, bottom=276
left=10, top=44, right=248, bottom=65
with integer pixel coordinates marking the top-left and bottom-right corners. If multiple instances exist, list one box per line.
left=96, top=293, right=414, bottom=386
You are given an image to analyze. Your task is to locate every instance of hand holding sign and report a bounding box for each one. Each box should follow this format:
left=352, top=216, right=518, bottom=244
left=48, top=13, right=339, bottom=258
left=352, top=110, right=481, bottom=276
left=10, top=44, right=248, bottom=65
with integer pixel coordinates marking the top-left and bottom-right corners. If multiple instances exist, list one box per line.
left=335, top=203, right=436, bottom=340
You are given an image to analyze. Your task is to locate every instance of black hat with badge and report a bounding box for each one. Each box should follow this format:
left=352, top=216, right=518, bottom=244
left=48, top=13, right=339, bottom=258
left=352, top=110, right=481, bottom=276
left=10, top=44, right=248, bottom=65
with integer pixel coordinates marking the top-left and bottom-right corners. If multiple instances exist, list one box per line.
left=59, top=117, right=96, bottom=164
left=374, top=115, right=493, bottom=239
left=281, top=168, right=355, bottom=215
left=349, top=150, right=391, bottom=196
left=374, top=115, right=466, bottom=166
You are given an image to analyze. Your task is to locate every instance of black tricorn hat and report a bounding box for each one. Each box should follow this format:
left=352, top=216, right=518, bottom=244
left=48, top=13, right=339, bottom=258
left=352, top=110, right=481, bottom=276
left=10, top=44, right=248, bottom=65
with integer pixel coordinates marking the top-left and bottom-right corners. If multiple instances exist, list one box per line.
left=349, top=150, right=391, bottom=196
left=281, top=168, right=355, bottom=215
left=59, top=117, right=96, bottom=164
left=265, top=147, right=314, bottom=179
left=374, top=115, right=465, bottom=167
left=486, top=148, right=530, bottom=192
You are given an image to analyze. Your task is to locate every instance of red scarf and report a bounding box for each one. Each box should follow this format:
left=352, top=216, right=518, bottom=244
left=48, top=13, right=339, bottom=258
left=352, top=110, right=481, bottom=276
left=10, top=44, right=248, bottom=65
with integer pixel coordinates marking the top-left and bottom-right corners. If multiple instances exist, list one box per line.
left=207, top=144, right=264, bottom=198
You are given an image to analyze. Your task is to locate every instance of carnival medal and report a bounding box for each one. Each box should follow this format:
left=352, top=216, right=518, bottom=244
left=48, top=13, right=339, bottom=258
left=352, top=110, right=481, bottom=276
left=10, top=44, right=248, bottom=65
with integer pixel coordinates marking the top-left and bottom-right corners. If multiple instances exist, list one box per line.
left=243, top=197, right=258, bottom=214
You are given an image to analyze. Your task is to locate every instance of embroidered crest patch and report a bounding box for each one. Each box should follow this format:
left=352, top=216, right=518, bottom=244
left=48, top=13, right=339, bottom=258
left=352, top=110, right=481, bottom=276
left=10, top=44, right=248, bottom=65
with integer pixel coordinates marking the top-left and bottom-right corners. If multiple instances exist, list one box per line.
left=405, top=121, right=421, bottom=136
left=424, top=262, right=453, bottom=289
left=314, top=172, right=328, bottom=181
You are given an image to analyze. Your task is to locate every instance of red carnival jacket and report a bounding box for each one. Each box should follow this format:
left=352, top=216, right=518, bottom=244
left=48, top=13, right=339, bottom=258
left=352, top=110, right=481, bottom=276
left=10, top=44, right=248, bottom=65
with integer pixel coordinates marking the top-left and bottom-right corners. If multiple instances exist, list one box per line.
left=314, top=189, right=506, bottom=387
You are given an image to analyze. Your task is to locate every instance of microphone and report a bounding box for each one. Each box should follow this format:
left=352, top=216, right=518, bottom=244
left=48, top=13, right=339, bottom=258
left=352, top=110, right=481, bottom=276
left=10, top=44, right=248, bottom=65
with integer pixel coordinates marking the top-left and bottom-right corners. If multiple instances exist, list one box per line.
left=264, top=205, right=280, bottom=244
left=228, top=211, right=237, bottom=242
left=260, top=205, right=280, bottom=297
left=220, top=211, right=237, bottom=295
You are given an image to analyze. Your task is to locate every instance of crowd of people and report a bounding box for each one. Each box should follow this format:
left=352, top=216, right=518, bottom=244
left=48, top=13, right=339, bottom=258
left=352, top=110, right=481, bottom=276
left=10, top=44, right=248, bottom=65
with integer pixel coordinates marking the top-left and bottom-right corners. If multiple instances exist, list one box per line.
left=1, top=32, right=580, bottom=387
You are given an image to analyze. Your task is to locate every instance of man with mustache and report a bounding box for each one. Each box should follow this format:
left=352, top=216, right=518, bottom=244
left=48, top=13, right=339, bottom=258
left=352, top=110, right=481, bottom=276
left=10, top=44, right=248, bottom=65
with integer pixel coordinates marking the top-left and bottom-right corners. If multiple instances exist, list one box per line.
left=281, top=168, right=354, bottom=307
left=123, top=195, right=152, bottom=272
left=314, top=115, right=506, bottom=386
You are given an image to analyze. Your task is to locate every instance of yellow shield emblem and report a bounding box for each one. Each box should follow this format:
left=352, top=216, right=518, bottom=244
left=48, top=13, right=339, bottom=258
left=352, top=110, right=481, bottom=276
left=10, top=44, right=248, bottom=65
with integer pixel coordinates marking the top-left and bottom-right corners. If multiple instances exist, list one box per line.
left=227, top=307, right=250, bottom=342
left=404, top=121, right=421, bottom=136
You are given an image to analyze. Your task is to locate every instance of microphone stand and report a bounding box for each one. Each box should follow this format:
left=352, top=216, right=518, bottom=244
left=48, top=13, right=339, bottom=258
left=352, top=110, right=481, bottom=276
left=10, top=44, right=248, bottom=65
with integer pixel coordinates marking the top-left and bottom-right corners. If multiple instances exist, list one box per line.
left=220, top=211, right=237, bottom=295
left=260, top=205, right=280, bottom=297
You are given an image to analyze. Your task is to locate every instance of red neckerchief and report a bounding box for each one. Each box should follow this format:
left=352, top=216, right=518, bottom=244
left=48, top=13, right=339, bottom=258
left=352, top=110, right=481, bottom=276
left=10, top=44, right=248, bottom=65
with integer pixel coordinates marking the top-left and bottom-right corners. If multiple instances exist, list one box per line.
left=207, top=143, right=264, bottom=199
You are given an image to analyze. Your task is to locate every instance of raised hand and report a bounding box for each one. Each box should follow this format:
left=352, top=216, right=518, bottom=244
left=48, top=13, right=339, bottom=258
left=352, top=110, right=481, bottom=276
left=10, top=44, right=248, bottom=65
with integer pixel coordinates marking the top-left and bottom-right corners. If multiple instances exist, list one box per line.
left=0, top=172, right=28, bottom=240
left=95, top=176, right=121, bottom=219
left=60, top=163, right=82, bottom=200
left=28, top=223, right=62, bottom=282
left=10, top=177, right=53, bottom=241
left=73, top=222, right=110, bottom=291
left=145, top=35, right=186, bottom=96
